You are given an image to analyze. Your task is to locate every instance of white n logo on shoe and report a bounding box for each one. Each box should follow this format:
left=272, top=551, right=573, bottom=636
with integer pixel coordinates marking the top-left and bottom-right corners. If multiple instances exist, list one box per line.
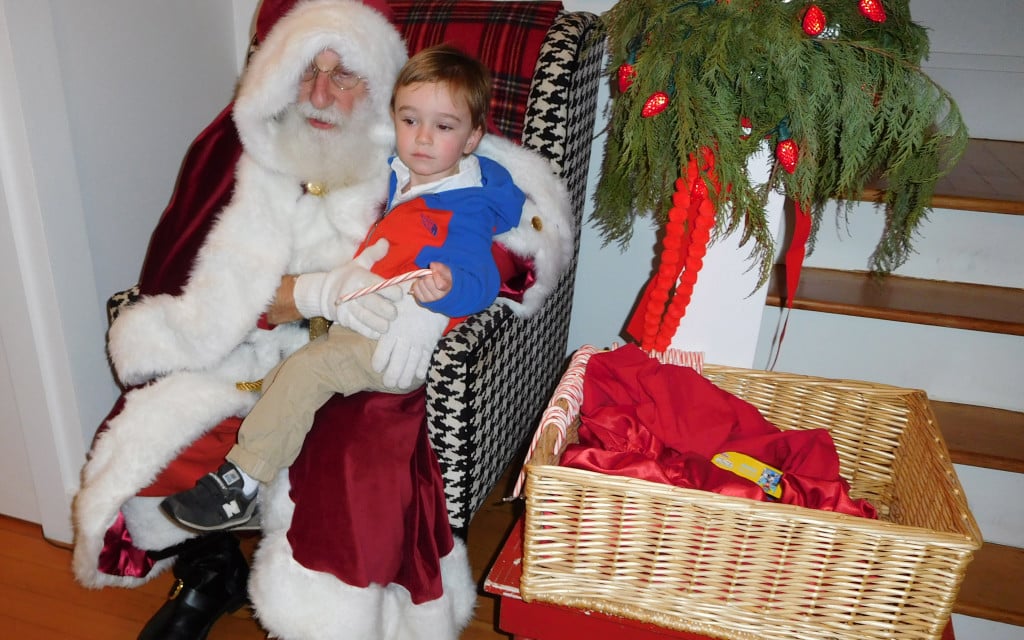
left=222, top=500, right=242, bottom=518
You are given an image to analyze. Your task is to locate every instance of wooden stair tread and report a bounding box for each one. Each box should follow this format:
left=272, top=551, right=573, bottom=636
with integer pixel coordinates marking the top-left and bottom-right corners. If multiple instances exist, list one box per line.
left=932, top=401, right=1024, bottom=474
left=765, top=266, right=1024, bottom=336
left=860, top=138, right=1024, bottom=215
left=955, top=542, right=1024, bottom=627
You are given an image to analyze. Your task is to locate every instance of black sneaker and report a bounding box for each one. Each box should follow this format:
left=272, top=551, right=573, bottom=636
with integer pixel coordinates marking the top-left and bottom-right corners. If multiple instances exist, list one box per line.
left=160, top=463, right=258, bottom=531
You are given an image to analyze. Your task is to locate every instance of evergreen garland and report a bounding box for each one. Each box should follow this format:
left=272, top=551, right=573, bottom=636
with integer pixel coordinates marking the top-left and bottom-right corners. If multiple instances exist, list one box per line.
left=593, top=0, right=968, bottom=282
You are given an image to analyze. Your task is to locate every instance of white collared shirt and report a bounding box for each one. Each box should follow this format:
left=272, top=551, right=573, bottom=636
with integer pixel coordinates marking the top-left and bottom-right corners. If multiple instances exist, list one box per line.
left=387, top=154, right=483, bottom=211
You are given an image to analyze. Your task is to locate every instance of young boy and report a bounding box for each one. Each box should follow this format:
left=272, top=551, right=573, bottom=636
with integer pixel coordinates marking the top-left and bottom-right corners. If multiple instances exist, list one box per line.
left=161, top=45, right=525, bottom=531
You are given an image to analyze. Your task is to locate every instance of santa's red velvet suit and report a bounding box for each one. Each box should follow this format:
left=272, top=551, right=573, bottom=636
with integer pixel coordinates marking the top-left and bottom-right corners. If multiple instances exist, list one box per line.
left=71, top=2, right=572, bottom=639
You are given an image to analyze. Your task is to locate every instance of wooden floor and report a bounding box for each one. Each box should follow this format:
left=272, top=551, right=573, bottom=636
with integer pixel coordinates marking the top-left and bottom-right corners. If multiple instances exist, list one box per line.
left=0, top=471, right=522, bottom=639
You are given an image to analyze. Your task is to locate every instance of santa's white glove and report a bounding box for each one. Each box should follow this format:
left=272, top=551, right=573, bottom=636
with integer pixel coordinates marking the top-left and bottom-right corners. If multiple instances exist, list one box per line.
left=372, top=293, right=448, bottom=389
left=293, top=240, right=402, bottom=339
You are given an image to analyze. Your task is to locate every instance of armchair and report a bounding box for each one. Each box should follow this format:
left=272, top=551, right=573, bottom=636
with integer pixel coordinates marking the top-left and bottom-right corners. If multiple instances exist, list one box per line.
left=103, top=1, right=604, bottom=536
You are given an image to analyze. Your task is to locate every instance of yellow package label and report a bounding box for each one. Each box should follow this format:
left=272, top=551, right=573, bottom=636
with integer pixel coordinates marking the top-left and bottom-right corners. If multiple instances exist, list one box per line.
left=711, top=451, right=783, bottom=499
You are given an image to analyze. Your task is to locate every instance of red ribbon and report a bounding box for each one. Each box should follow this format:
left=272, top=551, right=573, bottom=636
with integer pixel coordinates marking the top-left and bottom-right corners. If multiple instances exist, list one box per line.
left=784, top=201, right=812, bottom=308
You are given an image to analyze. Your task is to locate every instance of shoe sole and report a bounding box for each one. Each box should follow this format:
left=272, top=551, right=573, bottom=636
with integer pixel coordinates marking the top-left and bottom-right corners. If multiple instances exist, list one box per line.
left=160, top=498, right=259, bottom=532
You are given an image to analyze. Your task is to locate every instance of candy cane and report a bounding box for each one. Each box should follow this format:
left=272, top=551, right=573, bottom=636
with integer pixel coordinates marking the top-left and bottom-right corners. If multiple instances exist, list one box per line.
left=335, top=268, right=433, bottom=304
left=511, top=345, right=599, bottom=498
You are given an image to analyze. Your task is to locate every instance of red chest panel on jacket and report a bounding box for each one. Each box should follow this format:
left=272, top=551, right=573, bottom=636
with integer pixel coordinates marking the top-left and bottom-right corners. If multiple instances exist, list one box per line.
left=360, top=198, right=452, bottom=277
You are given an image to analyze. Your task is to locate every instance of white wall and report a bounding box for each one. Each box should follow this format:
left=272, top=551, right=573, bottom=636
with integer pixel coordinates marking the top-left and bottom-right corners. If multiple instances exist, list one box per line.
left=914, top=0, right=1024, bottom=142
left=0, top=162, right=40, bottom=524
left=0, top=0, right=245, bottom=541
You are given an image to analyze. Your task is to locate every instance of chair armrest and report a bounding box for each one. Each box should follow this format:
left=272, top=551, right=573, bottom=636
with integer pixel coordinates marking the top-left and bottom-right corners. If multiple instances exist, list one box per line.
left=425, top=10, right=605, bottom=530
left=107, top=285, right=142, bottom=326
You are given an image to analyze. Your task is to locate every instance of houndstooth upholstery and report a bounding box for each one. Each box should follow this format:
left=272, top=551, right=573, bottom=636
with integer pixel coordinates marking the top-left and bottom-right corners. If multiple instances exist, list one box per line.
left=426, top=11, right=604, bottom=532
left=107, top=285, right=141, bottom=325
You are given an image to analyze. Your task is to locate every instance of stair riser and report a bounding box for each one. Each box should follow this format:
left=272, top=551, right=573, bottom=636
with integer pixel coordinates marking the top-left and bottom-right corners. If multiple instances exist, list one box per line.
left=955, top=465, right=1024, bottom=548
left=952, top=615, right=1024, bottom=640
left=803, top=202, right=1023, bottom=287
left=756, top=311, right=1024, bottom=412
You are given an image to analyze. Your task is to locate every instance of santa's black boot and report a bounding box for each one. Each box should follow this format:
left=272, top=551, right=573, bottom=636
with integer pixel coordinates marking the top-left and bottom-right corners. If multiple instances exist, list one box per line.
left=138, top=532, right=250, bottom=640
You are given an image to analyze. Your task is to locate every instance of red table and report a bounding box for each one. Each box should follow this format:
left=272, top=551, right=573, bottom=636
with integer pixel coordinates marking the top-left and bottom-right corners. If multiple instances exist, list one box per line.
left=484, top=519, right=956, bottom=640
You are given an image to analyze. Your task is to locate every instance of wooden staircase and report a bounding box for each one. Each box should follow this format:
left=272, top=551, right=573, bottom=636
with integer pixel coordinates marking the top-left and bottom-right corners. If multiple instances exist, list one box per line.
left=760, top=138, right=1024, bottom=636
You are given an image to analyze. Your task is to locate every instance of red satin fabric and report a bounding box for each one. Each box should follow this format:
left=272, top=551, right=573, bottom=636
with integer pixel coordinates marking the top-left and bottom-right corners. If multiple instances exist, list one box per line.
left=99, top=511, right=156, bottom=578
left=493, top=245, right=535, bottom=304
left=560, top=345, right=876, bottom=517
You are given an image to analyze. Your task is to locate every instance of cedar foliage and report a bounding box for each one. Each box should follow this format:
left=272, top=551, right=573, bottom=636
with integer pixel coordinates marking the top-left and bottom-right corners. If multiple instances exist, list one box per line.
left=593, top=0, right=968, bottom=282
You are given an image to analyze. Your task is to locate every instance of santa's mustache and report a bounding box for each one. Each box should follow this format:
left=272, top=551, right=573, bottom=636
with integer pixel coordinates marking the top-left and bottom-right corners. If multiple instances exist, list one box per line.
left=297, top=102, right=343, bottom=127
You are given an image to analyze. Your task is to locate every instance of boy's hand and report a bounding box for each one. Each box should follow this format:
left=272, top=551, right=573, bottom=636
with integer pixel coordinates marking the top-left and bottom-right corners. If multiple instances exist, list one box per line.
left=411, top=262, right=452, bottom=303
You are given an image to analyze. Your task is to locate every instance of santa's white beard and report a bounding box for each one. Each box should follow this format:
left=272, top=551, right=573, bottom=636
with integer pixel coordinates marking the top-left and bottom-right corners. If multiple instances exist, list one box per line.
left=273, top=101, right=384, bottom=190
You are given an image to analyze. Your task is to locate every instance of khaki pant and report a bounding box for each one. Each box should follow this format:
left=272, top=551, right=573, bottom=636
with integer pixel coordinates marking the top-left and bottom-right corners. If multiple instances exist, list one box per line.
left=227, top=324, right=420, bottom=483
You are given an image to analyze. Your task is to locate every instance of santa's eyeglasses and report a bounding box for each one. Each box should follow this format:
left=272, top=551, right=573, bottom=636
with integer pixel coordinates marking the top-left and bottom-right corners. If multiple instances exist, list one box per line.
left=301, top=61, right=364, bottom=91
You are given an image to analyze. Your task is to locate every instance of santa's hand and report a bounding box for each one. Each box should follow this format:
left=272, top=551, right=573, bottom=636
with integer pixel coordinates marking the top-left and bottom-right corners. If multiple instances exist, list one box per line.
left=371, top=294, right=447, bottom=389
left=321, top=239, right=401, bottom=337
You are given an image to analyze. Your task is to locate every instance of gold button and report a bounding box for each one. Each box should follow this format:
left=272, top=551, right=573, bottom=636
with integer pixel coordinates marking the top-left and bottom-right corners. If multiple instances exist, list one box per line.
left=304, top=182, right=326, bottom=197
left=531, top=216, right=543, bottom=231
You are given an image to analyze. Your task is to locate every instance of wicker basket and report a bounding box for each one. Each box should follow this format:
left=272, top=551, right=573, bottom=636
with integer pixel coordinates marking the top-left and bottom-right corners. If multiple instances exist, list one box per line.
left=520, top=345, right=982, bottom=640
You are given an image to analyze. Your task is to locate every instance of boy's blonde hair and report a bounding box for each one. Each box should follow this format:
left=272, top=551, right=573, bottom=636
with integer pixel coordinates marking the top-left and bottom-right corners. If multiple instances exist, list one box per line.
left=391, top=44, right=492, bottom=131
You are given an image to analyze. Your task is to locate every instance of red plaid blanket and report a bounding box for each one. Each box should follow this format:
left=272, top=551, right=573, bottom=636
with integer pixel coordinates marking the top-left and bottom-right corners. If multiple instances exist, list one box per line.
left=392, top=1, right=563, bottom=142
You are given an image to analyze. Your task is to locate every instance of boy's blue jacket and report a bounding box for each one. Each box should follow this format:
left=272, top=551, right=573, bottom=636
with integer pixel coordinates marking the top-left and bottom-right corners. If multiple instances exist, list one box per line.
left=360, top=155, right=525, bottom=319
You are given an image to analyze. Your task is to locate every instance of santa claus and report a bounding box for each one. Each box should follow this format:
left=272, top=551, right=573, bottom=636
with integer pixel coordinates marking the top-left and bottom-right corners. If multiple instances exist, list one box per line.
left=71, top=1, right=571, bottom=639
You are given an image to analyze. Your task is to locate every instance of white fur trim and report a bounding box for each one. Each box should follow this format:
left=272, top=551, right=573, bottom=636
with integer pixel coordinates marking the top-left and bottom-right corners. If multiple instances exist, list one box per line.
left=120, top=496, right=192, bottom=551
left=106, top=154, right=381, bottom=387
left=107, top=162, right=300, bottom=385
left=477, top=136, right=573, bottom=317
left=73, top=371, right=257, bottom=587
left=250, top=473, right=476, bottom=640
left=234, top=0, right=407, bottom=176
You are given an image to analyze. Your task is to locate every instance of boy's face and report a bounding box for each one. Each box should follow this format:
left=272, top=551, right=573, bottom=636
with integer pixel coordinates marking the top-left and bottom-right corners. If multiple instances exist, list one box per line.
left=391, top=81, right=484, bottom=188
